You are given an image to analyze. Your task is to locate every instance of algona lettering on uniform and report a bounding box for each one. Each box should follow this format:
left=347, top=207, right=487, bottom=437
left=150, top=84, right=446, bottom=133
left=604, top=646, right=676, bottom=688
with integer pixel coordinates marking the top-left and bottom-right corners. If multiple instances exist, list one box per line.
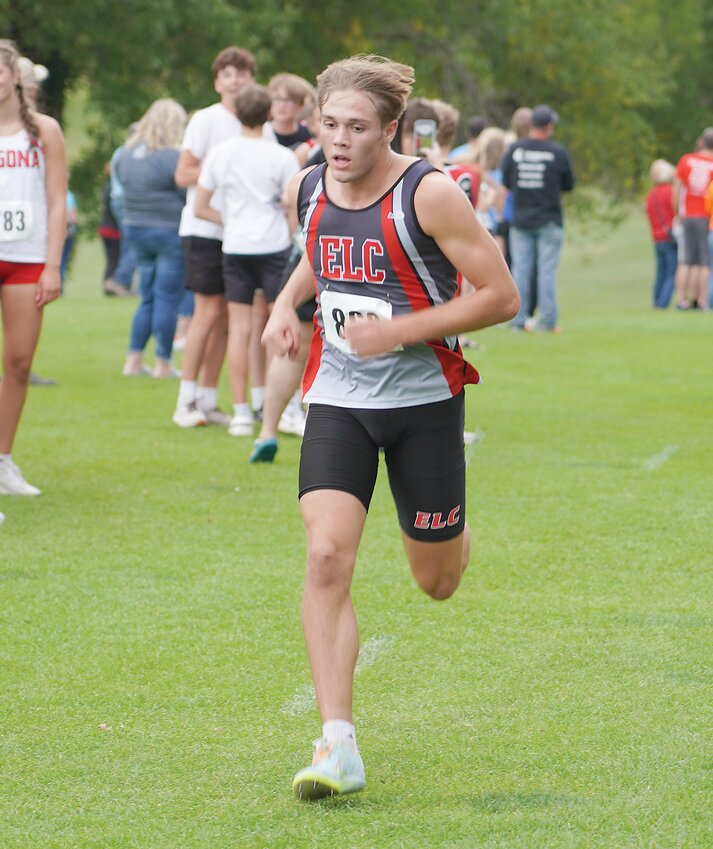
left=0, top=149, right=41, bottom=169
left=319, top=235, right=386, bottom=284
left=414, top=505, right=461, bottom=531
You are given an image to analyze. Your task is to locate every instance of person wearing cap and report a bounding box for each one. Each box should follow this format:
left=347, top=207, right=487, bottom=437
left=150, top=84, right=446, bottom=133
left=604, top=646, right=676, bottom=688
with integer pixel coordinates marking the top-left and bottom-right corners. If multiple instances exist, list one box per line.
left=500, top=104, right=575, bottom=332
left=17, top=57, right=48, bottom=107
left=673, top=128, right=713, bottom=310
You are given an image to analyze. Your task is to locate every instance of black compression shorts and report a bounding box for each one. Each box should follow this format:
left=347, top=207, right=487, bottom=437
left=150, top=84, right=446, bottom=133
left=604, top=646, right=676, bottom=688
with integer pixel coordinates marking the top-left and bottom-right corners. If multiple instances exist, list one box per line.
left=298, top=393, right=466, bottom=542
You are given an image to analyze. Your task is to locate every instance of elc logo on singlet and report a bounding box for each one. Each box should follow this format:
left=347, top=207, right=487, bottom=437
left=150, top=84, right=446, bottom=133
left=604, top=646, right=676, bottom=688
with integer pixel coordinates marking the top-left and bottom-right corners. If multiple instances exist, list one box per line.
left=414, top=506, right=461, bottom=531
left=319, top=235, right=386, bottom=284
left=0, top=149, right=41, bottom=169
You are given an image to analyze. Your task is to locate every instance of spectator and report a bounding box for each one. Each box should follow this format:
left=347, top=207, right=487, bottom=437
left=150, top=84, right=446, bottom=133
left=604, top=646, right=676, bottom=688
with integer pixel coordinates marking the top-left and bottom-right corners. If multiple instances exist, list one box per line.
left=106, top=125, right=139, bottom=297
left=115, top=99, right=188, bottom=378
left=673, top=128, right=713, bottom=310
left=450, top=114, right=488, bottom=162
left=172, top=45, right=269, bottom=429
left=60, top=189, right=77, bottom=286
left=645, top=160, right=677, bottom=309
left=97, top=167, right=121, bottom=285
left=705, top=179, right=713, bottom=308
left=268, top=73, right=314, bottom=148
left=500, top=104, right=575, bottom=332
left=193, top=84, right=298, bottom=437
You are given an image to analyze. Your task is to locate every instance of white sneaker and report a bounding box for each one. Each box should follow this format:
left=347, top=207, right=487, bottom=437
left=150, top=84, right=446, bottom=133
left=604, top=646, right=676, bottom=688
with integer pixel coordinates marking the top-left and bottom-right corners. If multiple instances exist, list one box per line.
left=200, top=407, right=231, bottom=427
left=228, top=411, right=254, bottom=437
left=278, top=407, right=307, bottom=437
left=172, top=401, right=208, bottom=428
left=0, top=459, right=41, bottom=496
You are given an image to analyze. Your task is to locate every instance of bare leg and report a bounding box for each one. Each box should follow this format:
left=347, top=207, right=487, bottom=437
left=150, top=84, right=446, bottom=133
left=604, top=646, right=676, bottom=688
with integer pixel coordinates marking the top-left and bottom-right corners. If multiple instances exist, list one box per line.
left=226, top=302, right=252, bottom=404
left=197, top=300, right=228, bottom=387
left=180, top=293, right=225, bottom=381
left=258, top=321, right=311, bottom=441
left=693, top=265, right=709, bottom=308
left=403, top=522, right=471, bottom=601
left=675, top=263, right=690, bottom=306
left=300, top=489, right=366, bottom=722
left=0, top=286, right=43, bottom=454
left=248, top=290, right=269, bottom=406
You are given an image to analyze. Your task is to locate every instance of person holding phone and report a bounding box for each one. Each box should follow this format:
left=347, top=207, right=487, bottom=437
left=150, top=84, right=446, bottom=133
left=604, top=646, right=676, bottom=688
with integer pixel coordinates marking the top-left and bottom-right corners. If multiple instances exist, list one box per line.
left=262, top=54, right=519, bottom=800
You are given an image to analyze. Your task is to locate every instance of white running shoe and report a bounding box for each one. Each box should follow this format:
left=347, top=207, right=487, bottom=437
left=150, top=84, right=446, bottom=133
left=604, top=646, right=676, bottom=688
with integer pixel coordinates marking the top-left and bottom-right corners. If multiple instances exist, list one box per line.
left=0, top=459, right=41, bottom=496
left=200, top=407, right=231, bottom=427
left=293, top=738, right=366, bottom=801
left=228, top=411, right=254, bottom=437
left=278, top=407, right=307, bottom=437
left=172, top=401, right=208, bottom=428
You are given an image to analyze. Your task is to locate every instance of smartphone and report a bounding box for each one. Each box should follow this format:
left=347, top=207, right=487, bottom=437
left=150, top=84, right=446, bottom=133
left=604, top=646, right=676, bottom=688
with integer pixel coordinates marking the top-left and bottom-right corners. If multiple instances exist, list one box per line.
left=413, top=118, right=437, bottom=156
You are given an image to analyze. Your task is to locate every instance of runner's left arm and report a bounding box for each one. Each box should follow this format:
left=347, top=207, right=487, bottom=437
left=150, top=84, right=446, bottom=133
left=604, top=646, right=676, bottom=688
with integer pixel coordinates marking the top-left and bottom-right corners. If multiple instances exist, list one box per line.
left=346, top=171, right=519, bottom=357
left=36, top=115, right=67, bottom=307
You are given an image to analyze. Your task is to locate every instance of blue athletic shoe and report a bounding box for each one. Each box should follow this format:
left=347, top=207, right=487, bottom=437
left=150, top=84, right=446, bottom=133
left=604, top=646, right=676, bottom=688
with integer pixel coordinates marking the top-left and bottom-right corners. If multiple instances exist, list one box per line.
left=248, top=438, right=278, bottom=463
left=293, top=737, right=366, bottom=800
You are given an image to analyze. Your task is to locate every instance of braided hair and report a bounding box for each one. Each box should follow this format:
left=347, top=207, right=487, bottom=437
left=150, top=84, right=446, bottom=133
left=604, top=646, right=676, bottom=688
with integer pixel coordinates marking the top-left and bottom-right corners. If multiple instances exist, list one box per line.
left=0, top=39, right=41, bottom=149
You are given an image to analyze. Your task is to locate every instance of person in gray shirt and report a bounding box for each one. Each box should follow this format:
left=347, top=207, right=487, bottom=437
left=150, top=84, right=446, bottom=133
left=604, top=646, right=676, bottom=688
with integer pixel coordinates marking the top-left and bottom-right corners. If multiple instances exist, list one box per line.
left=115, top=99, right=188, bottom=377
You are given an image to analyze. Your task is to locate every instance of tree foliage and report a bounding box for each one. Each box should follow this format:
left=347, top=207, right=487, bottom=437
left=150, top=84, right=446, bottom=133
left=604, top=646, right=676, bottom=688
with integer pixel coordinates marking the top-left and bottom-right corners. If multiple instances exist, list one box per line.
left=3, top=0, right=711, bottom=215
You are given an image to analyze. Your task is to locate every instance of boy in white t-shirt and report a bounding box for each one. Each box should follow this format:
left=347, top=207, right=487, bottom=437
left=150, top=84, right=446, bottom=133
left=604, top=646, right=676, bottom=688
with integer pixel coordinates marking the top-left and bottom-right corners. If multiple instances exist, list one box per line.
left=172, top=46, right=273, bottom=429
left=194, top=85, right=299, bottom=437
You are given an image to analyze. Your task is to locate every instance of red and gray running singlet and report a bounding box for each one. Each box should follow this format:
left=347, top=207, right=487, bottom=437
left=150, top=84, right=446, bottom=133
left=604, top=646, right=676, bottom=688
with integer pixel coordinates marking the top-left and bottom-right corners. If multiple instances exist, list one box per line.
left=298, top=158, right=480, bottom=409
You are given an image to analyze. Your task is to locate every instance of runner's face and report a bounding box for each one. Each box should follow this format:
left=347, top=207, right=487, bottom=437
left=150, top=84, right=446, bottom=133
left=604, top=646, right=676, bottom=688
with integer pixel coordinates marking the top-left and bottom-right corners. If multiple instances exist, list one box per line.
left=320, top=89, right=396, bottom=184
left=214, top=65, right=254, bottom=101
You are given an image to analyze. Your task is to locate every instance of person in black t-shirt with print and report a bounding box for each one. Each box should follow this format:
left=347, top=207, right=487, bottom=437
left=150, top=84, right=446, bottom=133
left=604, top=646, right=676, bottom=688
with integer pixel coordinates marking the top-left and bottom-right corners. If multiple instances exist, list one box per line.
left=500, top=104, right=575, bottom=332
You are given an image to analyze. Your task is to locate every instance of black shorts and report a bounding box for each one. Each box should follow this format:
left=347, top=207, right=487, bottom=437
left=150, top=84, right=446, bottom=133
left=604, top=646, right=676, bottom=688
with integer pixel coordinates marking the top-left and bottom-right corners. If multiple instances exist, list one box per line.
left=223, top=249, right=292, bottom=304
left=299, top=393, right=466, bottom=542
left=278, top=248, right=317, bottom=322
left=182, top=236, right=224, bottom=296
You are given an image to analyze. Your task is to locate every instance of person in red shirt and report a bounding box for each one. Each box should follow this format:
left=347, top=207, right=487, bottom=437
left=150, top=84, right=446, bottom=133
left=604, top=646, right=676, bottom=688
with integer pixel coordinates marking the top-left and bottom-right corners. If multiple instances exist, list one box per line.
left=673, top=128, right=713, bottom=309
left=645, top=159, right=677, bottom=308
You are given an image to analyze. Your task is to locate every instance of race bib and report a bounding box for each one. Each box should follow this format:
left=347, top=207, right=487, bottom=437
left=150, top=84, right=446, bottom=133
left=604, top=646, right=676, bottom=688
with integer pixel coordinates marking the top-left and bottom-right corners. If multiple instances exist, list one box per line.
left=320, top=289, right=402, bottom=355
left=0, top=201, right=33, bottom=242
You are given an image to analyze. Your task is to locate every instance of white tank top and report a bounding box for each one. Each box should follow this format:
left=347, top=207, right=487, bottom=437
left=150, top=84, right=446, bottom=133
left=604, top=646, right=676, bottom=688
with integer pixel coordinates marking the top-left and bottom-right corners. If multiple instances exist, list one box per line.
left=0, top=128, right=48, bottom=263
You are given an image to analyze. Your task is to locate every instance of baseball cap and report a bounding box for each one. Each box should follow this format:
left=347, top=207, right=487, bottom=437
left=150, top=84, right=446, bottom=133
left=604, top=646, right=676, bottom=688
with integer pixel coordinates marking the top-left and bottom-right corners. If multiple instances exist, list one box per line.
left=531, top=104, right=559, bottom=127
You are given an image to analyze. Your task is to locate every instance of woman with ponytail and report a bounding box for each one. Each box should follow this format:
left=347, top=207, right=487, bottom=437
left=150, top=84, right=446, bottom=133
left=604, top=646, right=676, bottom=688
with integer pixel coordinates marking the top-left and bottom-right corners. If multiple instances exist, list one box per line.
left=0, top=40, right=67, bottom=500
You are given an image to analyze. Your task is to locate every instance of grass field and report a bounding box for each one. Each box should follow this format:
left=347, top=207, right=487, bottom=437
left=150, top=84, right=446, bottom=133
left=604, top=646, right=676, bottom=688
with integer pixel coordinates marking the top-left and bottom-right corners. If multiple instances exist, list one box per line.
left=1, top=216, right=711, bottom=849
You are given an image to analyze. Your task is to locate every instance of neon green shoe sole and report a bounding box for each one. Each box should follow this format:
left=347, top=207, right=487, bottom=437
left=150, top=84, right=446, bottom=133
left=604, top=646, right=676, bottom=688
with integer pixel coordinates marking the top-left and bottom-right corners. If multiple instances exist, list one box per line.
left=293, top=739, right=366, bottom=801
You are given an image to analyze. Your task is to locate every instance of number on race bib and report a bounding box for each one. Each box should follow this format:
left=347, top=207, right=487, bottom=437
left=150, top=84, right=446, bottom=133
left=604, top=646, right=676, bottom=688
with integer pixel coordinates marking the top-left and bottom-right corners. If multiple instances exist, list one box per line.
left=0, top=202, right=33, bottom=242
left=320, top=289, right=402, bottom=355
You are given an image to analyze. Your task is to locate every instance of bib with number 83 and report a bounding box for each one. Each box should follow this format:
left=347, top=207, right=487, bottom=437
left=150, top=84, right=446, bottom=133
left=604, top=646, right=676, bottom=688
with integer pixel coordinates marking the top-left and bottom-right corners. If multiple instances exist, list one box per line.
left=0, top=201, right=33, bottom=242
left=320, top=289, right=403, bottom=355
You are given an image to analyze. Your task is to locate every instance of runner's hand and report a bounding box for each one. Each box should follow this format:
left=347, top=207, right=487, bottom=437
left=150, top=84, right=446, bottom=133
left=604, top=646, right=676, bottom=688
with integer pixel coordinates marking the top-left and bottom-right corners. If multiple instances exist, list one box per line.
left=345, top=316, right=399, bottom=358
left=262, top=305, right=302, bottom=358
left=35, top=266, right=62, bottom=307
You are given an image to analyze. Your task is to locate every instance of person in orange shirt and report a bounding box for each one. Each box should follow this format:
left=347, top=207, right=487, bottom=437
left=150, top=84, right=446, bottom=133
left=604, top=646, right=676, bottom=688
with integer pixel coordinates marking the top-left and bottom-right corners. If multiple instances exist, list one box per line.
left=673, top=128, right=713, bottom=310
left=705, top=179, right=713, bottom=309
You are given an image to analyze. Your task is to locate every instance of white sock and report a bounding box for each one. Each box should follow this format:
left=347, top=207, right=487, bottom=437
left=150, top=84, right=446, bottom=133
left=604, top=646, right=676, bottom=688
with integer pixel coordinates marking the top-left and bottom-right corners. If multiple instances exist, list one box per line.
left=233, top=402, right=250, bottom=418
left=197, top=386, right=217, bottom=411
left=286, top=389, right=303, bottom=416
left=250, top=386, right=265, bottom=412
left=178, top=380, right=197, bottom=407
left=322, top=719, right=357, bottom=748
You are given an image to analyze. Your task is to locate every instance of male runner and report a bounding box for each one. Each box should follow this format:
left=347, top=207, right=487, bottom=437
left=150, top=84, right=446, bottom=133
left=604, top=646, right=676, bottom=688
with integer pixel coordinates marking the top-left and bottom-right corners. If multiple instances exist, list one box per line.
left=262, top=55, right=519, bottom=800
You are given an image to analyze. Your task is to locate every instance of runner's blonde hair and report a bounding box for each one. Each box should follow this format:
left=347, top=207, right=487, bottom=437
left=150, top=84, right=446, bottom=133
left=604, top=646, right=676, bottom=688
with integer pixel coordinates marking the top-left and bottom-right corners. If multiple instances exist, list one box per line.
left=317, top=55, right=414, bottom=126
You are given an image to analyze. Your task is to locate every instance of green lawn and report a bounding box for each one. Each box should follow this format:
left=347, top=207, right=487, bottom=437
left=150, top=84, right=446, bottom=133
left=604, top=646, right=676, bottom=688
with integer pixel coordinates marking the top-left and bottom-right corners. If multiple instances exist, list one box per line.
left=1, top=216, right=711, bottom=849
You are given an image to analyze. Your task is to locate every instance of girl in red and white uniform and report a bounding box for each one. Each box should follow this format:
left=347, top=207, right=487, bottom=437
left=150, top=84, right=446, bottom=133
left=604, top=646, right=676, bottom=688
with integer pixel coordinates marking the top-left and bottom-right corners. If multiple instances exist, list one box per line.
left=0, top=40, right=66, bottom=499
